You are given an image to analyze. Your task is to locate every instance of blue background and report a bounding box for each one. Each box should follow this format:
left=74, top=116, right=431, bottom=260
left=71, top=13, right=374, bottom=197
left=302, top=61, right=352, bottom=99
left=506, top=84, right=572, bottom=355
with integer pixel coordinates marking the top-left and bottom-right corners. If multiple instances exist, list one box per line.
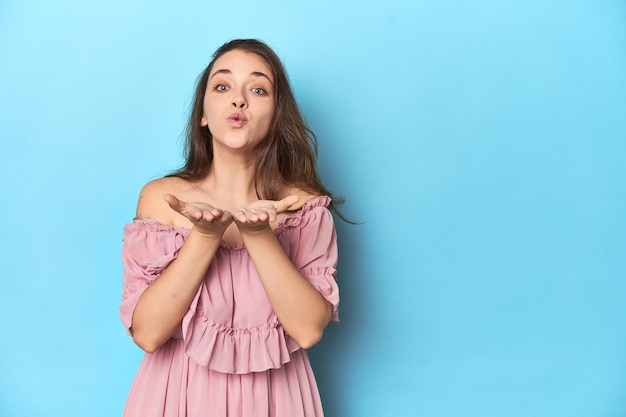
left=1, top=1, right=625, bottom=416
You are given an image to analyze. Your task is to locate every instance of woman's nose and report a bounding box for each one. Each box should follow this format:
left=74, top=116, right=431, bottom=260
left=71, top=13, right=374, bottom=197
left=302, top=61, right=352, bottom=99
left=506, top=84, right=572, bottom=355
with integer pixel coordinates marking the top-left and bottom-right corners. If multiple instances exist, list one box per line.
left=231, top=93, right=247, bottom=109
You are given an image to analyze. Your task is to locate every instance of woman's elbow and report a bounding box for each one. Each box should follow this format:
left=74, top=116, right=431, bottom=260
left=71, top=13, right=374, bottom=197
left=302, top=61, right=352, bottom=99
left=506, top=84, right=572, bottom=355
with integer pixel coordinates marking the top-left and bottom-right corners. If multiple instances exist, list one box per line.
left=131, top=328, right=164, bottom=353
left=294, top=327, right=325, bottom=350
left=290, top=318, right=326, bottom=349
left=296, top=304, right=333, bottom=348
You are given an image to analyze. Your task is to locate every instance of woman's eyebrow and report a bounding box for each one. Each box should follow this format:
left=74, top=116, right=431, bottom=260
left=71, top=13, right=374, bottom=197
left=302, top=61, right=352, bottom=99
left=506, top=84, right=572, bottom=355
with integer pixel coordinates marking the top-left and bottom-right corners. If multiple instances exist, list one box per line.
left=251, top=71, right=274, bottom=85
left=209, top=69, right=273, bottom=84
left=209, top=69, right=231, bottom=80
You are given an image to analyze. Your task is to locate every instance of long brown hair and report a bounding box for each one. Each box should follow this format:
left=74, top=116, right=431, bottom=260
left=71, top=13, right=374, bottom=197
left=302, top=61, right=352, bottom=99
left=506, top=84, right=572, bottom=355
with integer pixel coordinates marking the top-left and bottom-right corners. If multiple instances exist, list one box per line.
left=169, top=39, right=347, bottom=219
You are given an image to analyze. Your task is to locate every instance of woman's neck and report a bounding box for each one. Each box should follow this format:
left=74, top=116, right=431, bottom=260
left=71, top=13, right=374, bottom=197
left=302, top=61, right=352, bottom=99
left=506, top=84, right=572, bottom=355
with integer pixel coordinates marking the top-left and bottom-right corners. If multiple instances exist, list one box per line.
left=201, top=151, right=259, bottom=207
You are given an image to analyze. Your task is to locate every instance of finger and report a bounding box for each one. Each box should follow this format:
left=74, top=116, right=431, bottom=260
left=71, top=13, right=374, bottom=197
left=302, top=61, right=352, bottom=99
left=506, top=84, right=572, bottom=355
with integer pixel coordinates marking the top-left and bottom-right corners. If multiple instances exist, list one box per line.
left=275, top=195, right=300, bottom=212
left=164, top=194, right=186, bottom=213
left=218, top=211, right=233, bottom=224
left=258, top=208, right=276, bottom=222
left=244, top=209, right=262, bottom=222
left=232, top=209, right=248, bottom=223
left=188, top=206, right=206, bottom=220
left=245, top=210, right=260, bottom=222
left=244, top=206, right=277, bottom=222
left=257, top=211, right=270, bottom=222
left=202, top=208, right=221, bottom=220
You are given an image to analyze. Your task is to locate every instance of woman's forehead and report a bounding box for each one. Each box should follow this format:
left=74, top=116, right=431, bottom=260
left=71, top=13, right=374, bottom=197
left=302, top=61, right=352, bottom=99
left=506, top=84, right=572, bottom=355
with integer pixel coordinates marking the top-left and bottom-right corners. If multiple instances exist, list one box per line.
left=210, top=50, right=274, bottom=82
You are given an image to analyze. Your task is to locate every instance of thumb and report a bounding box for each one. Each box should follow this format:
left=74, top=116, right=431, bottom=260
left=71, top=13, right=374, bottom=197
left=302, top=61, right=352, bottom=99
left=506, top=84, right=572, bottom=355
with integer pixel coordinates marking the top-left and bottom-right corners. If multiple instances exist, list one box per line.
left=275, top=194, right=300, bottom=212
left=163, top=194, right=184, bottom=212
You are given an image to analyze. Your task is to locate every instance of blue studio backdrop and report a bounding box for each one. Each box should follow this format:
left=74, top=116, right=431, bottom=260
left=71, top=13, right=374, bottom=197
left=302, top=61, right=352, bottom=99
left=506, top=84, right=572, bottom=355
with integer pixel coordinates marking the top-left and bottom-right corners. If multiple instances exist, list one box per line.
left=1, top=1, right=625, bottom=416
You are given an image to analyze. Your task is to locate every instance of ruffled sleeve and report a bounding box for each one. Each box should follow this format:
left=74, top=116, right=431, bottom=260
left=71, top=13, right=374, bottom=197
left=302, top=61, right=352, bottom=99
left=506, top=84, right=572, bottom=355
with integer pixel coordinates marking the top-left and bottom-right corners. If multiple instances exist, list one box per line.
left=280, top=196, right=340, bottom=323
left=119, top=221, right=187, bottom=334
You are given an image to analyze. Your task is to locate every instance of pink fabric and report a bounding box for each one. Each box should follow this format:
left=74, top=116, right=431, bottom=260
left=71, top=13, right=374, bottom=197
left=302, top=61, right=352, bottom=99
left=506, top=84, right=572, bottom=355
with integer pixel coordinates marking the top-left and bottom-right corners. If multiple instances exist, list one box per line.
left=120, top=196, right=339, bottom=417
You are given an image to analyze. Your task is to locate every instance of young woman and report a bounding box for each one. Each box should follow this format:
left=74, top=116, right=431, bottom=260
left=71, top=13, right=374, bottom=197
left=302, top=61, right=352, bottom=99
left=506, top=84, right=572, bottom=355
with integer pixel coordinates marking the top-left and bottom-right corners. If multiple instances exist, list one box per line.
left=120, top=39, right=341, bottom=417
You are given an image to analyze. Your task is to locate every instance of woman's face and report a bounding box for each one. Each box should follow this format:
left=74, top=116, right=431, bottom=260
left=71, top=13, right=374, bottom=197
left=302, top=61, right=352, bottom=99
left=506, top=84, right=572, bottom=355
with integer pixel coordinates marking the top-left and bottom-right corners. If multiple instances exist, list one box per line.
left=201, top=49, right=275, bottom=153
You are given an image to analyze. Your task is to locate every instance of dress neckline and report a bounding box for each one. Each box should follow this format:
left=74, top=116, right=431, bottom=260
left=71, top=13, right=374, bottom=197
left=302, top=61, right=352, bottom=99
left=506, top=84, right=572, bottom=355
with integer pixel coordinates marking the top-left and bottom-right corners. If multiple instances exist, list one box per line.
left=128, top=195, right=330, bottom=250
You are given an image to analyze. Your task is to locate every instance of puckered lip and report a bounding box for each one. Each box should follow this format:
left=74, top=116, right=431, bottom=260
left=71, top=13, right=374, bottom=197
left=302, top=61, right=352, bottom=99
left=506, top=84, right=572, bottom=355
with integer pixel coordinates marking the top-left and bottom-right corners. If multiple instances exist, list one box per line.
left=228, top=112, right=247, bottom=126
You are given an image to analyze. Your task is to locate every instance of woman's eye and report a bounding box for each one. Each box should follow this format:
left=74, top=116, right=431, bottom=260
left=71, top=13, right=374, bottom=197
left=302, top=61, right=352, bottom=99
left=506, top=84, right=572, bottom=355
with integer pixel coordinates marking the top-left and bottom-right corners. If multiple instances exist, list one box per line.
left=251, top=87, right=267, bottom=95
left=215, top=84, right=229, bottom=92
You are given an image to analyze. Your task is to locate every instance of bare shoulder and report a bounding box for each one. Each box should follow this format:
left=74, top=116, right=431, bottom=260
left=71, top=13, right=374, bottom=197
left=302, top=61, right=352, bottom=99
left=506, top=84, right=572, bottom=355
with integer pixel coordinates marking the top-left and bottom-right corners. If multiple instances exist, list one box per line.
left=282, top=187, right=322, bottom=211
left=136, top=177, right=188, bottom=224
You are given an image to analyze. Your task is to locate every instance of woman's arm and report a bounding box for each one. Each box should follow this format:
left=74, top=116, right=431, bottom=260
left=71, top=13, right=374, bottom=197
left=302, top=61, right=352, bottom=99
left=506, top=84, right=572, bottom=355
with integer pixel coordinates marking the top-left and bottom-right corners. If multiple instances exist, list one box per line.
left=242, top=229, right=332, bottom=349
left=233, top=197, right=333, bottom=349
left=129, top=181, right=232, bottom=353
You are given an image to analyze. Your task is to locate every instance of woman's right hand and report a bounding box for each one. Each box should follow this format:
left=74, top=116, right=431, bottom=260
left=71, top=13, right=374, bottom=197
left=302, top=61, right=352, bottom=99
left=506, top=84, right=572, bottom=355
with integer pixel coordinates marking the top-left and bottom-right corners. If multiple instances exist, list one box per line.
left=163, top=194, right=233, bottom=237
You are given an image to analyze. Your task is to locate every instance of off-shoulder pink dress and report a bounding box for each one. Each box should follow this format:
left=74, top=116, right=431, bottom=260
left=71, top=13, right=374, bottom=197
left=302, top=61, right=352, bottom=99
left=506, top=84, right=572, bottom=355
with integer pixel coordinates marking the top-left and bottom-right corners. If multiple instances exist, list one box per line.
left=120, top=196, right=339, bottom=417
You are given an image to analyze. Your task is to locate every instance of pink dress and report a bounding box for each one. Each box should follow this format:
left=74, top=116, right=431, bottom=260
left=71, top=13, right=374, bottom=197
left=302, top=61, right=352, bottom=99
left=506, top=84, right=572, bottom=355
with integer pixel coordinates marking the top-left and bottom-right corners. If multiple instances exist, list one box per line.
left=119, top=196, right=339, bottom=417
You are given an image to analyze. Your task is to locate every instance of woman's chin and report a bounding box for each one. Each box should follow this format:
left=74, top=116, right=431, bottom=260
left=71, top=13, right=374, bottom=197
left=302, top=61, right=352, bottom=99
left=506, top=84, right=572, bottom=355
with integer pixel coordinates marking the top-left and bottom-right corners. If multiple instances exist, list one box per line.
left=214, top=134, right=263, bottom=152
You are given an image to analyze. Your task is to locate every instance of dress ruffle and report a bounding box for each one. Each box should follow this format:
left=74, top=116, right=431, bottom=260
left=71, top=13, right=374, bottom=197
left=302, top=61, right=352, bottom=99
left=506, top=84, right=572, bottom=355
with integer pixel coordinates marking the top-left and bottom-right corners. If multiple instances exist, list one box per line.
left=275, top=196, right=332, bottom=232
left=182, top=296, right=300, bottom=373
left=302, top=267, right=340, bottom=323
left=120, top=222, right=185, bottom=333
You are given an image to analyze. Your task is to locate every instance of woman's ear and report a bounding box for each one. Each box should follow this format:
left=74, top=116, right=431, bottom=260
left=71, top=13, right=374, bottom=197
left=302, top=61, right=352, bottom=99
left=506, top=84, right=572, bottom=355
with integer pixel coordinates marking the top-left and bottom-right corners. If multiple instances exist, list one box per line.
left=200, top=115, right=208, bottom=126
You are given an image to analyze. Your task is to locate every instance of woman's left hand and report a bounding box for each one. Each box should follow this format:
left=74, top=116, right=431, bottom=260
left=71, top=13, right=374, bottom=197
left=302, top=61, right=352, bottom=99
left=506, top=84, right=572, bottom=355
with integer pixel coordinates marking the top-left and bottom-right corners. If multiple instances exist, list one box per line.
left=232, top=195, right=300, bottom=232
